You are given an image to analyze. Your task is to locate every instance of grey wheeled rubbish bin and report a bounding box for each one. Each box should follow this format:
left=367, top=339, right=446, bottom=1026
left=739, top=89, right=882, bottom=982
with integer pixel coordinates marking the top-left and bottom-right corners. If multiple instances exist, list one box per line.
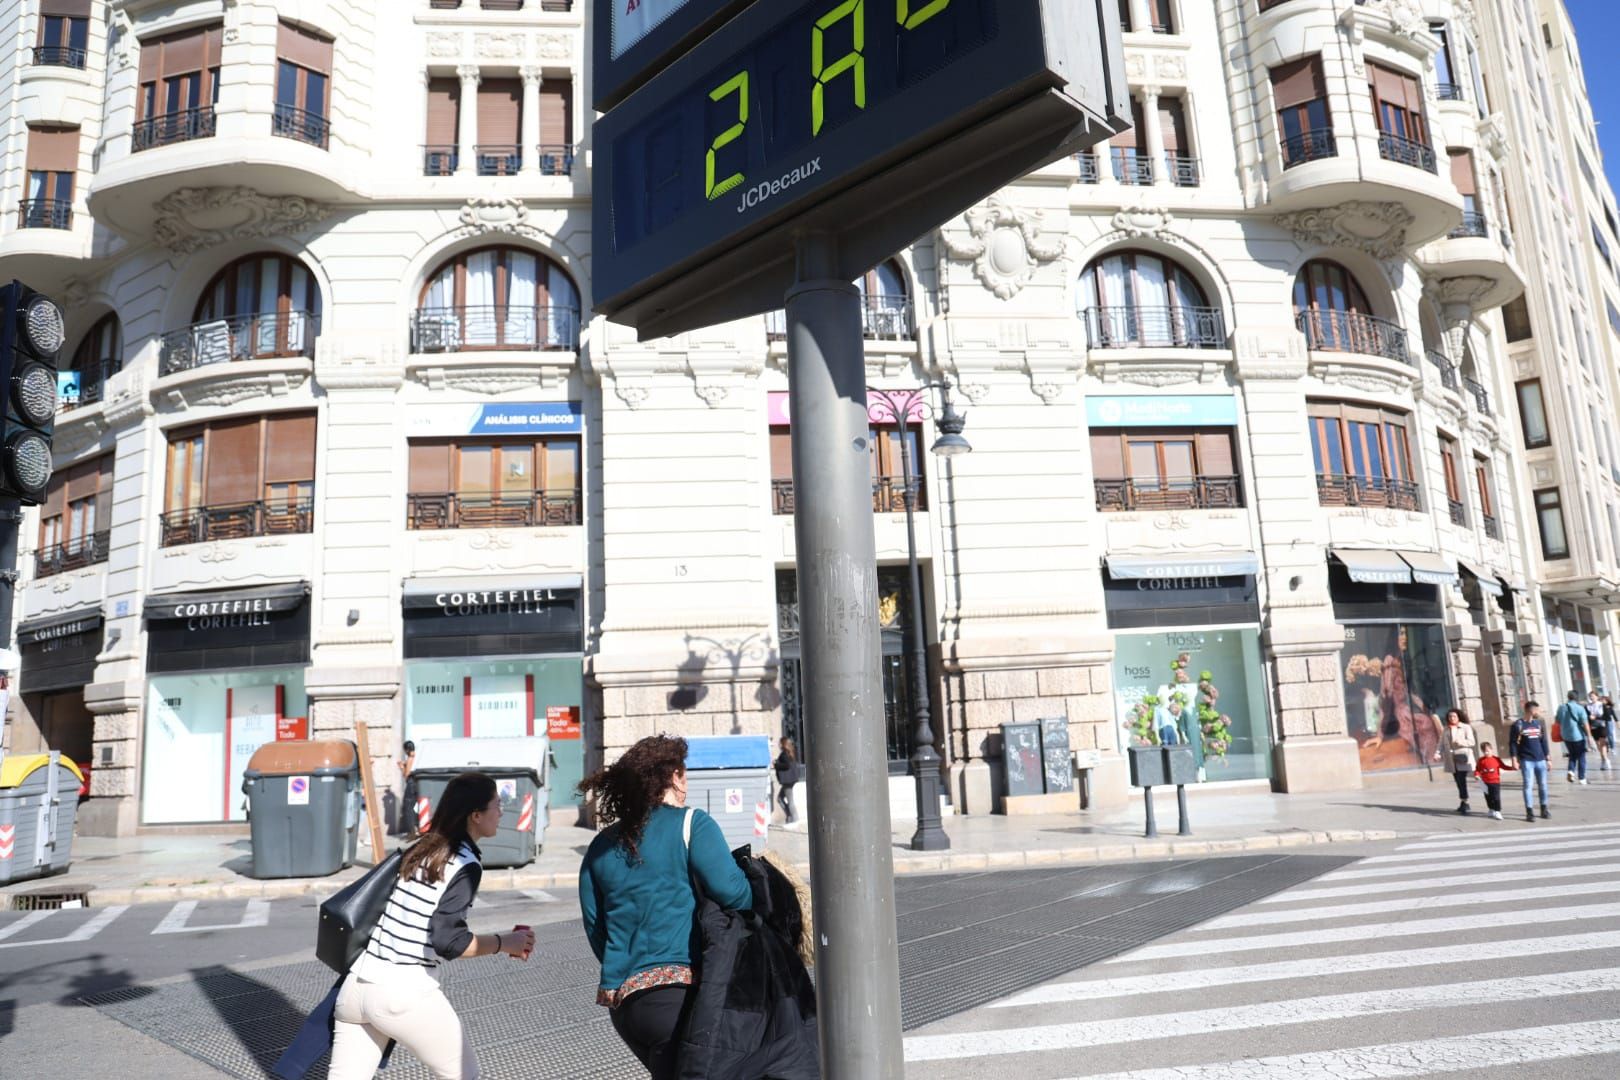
left=685, top=736, right=771, bottom=852
left=241, top=740, right=361, bottom=879
left=0, top=752, right=83, bottom=885
left=411, top=737, right=550, bottom=868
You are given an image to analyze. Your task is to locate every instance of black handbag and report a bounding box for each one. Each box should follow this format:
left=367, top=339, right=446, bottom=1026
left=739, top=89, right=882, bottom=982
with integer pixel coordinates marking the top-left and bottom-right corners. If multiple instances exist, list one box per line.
left=317, top=846, right=405, bottom=974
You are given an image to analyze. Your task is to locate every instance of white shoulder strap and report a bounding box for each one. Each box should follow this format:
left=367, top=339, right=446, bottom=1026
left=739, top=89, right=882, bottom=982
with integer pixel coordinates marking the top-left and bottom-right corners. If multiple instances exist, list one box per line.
left=683, top=807, right=695, bottom=850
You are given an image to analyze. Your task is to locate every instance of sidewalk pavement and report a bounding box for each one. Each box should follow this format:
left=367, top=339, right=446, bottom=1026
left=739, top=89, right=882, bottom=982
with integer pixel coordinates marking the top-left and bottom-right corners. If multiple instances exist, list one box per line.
left=7, top=770, right=1619, bottom=908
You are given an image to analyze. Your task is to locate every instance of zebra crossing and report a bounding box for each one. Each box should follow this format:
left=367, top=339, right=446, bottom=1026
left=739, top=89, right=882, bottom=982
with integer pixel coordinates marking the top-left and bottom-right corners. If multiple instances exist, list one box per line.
left=903, top=822, right=1620, bottom=1079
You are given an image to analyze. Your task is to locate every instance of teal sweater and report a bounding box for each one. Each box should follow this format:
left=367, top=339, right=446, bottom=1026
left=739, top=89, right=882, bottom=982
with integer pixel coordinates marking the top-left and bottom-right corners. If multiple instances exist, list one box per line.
left=579, top=804, right=753, bottom=993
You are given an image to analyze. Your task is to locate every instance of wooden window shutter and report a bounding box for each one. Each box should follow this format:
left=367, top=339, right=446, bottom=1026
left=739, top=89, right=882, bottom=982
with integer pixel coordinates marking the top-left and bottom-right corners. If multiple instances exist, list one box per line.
left=203, top=418, right=262, bottom=505
left=1196, top=431, right=1235, bottom=476
left=539, top=78, right=572, bottom=145
left=1449, top=150, right=1477, bottom=194
left=769, top=427, right=794, bottom=482
left=41, top=0, right=92, bottom=15
left=161, top=26, right=208, bottom=73
left=426, top=78, right=460, bottom=144
left=409, top=442, right=452, bottom=493
left=42, top=472, right=67, bottom=519
left=1090, top=432, right=1125, bottom=477
left=1158, top=98, right=1186, bottom=154
left=66, top=458, right=99, bottom=503
left=95, top=454, right=116, bottom=528
left=138, top=35, right=161, bottom=83
left=26, top=126, right=79, bottom=172
left=277, top=21, right=333, bottom=72
left=1271, top=57, right=1325, bottom=108
left=264, top=412, right=317, bottom=484
left=478, top=78, right=522, bottom=144
left=1112, top=98, right=1147, bottom=149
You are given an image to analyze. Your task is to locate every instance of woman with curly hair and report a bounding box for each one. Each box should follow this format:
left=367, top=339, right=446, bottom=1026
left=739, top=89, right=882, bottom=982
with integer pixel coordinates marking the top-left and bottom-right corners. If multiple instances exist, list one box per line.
left=578, top=735, right=753, bottom=1079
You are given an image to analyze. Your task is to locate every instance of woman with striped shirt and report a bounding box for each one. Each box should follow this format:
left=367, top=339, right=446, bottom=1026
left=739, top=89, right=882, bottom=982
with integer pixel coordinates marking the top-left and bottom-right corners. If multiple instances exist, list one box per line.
left=329, top=772, right=534, bottom=1080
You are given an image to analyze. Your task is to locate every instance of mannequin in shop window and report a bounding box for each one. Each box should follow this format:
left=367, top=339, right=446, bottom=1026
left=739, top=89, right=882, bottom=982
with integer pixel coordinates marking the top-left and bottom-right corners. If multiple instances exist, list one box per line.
left=1157, top=698, right=1189, bottom=746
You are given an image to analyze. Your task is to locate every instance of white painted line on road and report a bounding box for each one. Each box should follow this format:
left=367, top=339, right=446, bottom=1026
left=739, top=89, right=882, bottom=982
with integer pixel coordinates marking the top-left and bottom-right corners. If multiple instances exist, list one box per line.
left=903, top=966, right=1620, bottom=1062
left=998, top=930, right=1620, bottom=1005
left=0, top=910, right=54, bottom=941
left=521, top=889, right=559, bottom=904
left=1109, top=901, right=1620, bottom=963
left=1407, top=823, right=1620, bottom=848
left=1057, top=1020, right=1620, bottom=1080
left=1361, top=835, right=1617, bottom=865
left=1319, top=845, right=1609, bottom=881
left=151, top=900, right=271, bottom=935
left=0, top=906, right=128, bottom=950
left=1259, top=861, right=1616, bottom=903
left=1205, top=879, right=1620, bottom=930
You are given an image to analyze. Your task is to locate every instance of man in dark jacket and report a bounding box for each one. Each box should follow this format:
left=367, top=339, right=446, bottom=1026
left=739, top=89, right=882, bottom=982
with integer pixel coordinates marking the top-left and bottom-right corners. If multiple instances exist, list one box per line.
left=1510, top=700, right=1552, bottom=822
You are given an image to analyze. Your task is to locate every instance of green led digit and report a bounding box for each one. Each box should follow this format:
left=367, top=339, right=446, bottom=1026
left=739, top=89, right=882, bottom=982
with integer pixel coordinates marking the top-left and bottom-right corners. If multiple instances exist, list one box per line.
left=812, top=0, right=866, bottom=136
left=706, top=72, right=749, bottom=201
left=898, top=0, right=949, bottom=29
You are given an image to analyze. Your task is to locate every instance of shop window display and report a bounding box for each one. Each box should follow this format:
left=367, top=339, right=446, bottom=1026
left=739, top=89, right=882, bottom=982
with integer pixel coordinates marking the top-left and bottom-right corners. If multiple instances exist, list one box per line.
left=1340, top=623, right=1453, bottom=771
left=1112, top=629, right=1270, bottom=782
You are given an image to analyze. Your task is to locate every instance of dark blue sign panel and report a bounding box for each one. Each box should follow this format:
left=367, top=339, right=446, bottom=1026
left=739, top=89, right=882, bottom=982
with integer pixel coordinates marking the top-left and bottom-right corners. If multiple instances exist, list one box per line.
left=593, top=0, right=756, bottom=110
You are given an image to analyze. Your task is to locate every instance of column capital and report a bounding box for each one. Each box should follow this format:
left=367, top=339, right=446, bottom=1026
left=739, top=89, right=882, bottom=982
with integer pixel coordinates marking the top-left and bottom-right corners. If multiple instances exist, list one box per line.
left=521, top=65, right=545, bottom=84
left=456, top=64, right=481, bottom=83
left=1140, top=84, right=1163, bottom=102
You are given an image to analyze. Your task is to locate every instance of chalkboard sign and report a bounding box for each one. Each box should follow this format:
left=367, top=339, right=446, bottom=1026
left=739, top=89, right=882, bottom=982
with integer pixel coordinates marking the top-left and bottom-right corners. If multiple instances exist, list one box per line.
left=1000, top=722, right=1046, bottom=798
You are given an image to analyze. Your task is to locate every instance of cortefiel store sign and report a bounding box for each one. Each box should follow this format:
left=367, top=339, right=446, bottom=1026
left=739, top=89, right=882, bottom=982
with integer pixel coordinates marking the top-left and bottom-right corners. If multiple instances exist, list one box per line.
left=407, top=401, right=583, bottom=438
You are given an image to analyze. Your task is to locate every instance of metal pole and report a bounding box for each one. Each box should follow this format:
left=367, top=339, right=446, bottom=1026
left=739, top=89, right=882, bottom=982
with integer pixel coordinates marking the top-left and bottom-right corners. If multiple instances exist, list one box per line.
left=0, top=497, right=20, bottom=652
left=1176, top=784, right=1192, bottom=836
left=1142, top=786, right=1157, bottom=838
left=786, top=232, right=905, bottom=1080
left=892, top=395, right=949, bottom=851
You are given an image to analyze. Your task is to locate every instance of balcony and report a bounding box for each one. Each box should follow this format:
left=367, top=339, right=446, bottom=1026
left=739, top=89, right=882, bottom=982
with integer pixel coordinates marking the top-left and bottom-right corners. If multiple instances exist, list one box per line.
left=1296, top=310, right=1410, bottom=364
left=1377, top=132, right=1438, bottom=174
left=1449, top=212, right=1489, bottom=240
left=1083, top=306, right=1226, bottom=350
left=160, top=499, right=314, bottom=548
left=773, top=476, right=924, bottom=515
left=1077, top=153, right=1100, bottom=184
left=537, top=145, right=574, bottom=175
left=35, top=532, right=110, bottom=578
left=133, top=107, right=216, bottom=152
left=410, top=305, right=581, bottom=352
left=159, top=312, right=320, bottom=376
left=1095, top=476, right=1244, bottom=512
left=17, top=200, right=72, bottom=230
left=407, top=491, right=581, bottom=530
left=1462, top=374, right=1490, bottom=413
left=475, top=145, right=522, bottom=176
left=272, top=106, right=329, bottom=150
left=1317, top=473, right=1423, bottom=512
left=1483, top=513, right=1501, bottom=541
left=1424, top=350, right=1460, bottom=394
left=1416, top=213, right=1524, bottom=310
left=31, top=45, right=86, bottom=69
left=1165, top=154, right=1201, bottom=188
left=1447, top=498, right=1467, bottom=527
left=423, top=145, right=459, bottom=175
left=1111, top=149, right=1154, bottom=186
left=1281, top=129, right=1337, bottom=169
left=767, top=294, right=914, bottom=343
left=1435, top=83, right=1466, bottom=103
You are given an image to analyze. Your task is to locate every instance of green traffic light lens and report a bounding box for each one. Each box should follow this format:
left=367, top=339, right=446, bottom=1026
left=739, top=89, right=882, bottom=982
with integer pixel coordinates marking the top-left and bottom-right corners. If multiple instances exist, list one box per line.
left=5, top=431, right=51, bottom=497
left=22, top=296, right=65, bottom=355
left=15, top=362, right=57, bottom=424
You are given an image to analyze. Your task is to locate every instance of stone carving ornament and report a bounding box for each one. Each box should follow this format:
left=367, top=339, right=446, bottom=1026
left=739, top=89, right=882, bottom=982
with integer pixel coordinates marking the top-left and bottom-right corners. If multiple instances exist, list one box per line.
left=1111, top=205, right=1174, bottom=240
left=457, top=197, right=545, bottom=241
left=1275, top=201, right=1414, bottom=261
left=941, top=198, right=1069, bottom=300
left=153, top=187, right=332, bottom=254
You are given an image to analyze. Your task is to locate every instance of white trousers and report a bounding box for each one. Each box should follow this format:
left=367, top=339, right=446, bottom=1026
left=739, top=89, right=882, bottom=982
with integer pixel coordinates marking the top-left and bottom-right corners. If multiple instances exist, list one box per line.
left=329, top=972, right=479, bottom=1080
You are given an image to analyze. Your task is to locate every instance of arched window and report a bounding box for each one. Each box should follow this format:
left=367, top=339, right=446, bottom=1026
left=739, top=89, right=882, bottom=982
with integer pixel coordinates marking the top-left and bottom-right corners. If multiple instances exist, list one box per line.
left=856, top=259, right=912, bottom=340
left=415, top=246, right=581, bottom=352
left=1080, top=250, right=1223, bottom=348
left=1292, top=260, right=1406, bottom=361
left=192, top=253, right=321, bottom=362
left=65, top=313, right=121, bottom=407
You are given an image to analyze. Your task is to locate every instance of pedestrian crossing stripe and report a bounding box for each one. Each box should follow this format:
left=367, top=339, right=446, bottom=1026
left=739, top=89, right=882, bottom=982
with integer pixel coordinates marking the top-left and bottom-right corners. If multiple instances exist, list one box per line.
left=1317, top=843, right=1610, bottom=881
left=1358, top=833, right=1617, bottom=865
left=1205, top=876, right=1620, bottom=930
left=0, top=906, right=129, bottom=951
left=1401, top=822, right=1620, bottom=850
left=151, top=899, right=270, bottom=935
left=1258, top=859, right=1615, bottom=903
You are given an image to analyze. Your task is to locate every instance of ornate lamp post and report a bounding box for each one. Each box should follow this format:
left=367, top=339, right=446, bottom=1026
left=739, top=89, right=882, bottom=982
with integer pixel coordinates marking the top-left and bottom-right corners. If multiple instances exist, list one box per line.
left=866, top=382, right=971, bottom=851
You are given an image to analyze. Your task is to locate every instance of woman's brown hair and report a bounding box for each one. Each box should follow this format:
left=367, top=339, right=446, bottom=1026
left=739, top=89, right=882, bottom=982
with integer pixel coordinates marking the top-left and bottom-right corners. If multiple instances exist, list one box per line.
left=401, top=771, right=497, bottom=886
left=780, top=737, right=797, bottom=763
left=577, top=734, right=687, bottom=862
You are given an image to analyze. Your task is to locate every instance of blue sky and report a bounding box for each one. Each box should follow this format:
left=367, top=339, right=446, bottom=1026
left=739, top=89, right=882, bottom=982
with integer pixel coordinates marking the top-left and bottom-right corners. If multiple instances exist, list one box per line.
left=1566, top=0, right=1620, bottom=166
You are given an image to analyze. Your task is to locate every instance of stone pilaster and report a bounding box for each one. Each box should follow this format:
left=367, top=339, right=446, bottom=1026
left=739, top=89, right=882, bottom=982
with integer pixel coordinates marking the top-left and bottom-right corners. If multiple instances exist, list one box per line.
left=78, top=678, right=143, bottom=836
left=306, top=667, right=403, bottom=814
left=1446, top=619, right=1485, bottom=729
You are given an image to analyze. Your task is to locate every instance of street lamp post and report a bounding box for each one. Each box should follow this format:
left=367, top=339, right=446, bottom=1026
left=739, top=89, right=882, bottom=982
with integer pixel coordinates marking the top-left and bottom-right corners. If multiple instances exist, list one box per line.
left=867, top=382, right=972, bottom=852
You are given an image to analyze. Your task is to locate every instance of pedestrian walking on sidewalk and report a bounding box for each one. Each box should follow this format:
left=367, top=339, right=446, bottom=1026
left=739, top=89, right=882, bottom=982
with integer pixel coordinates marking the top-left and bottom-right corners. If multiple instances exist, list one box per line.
left=1511, top=701, right=1552, bottom=821
left=578, top=735, right=755, bottom=1080
left=1596, top=696, right=1617, bottom=772
left=1473, top=743, right=1515, bottom=820
left=327, top=772, right=535, bottom=1080
left=1440, top=709, right=1477, bottom=814
left=1556, top=691, right=1591, bottom=785
left=775, top=737, right=800, bottom=825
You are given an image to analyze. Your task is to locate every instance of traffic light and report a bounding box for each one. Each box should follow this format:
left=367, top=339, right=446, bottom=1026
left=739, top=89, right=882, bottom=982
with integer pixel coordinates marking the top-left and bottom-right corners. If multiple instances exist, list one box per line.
left=0, top=281, right=64, bottom=505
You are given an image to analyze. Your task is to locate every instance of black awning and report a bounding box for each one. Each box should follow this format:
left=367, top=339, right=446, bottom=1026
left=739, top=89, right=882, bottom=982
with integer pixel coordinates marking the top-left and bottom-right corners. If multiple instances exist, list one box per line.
left=145, top=581, right=310, bottom=621
left=17, top=606, right=104, bottom=647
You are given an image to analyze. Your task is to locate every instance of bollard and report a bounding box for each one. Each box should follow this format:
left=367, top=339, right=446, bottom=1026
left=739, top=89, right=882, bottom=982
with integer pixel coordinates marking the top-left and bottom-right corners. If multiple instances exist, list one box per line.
left=1142, top=785, right=1158, bottom=838
left=1176, top=784, right=1192, bottom=836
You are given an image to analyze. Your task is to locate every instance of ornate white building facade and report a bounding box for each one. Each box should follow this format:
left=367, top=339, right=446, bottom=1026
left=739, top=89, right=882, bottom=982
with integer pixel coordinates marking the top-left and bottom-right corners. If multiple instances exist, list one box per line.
left=0, top=0, right=1610, bottom=835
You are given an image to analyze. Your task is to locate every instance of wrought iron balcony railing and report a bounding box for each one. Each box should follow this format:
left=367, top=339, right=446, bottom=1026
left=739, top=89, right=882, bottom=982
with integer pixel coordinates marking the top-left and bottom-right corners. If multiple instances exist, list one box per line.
left=1377, top=131, right=1438, bottom=173
left=34, top=531, right=110, bottom=578
left=537, top=145, right=574, bottom=175
left=423, top=145, right=459, bottom=176
left=133, top=106, right=216, bottom=151
left=1447, top=498, right=1467, bottom=527
left=1083, top=305, right=1227, bottom=350
left=410, top=305, right=581, bottom=352
left=1111, top=148, right=1154, bottom=185
left=1436, top=83, right=1466, bottom=102
left=1426, top=350, right=1460, bottom=391
left=475, top=145, right=522, bottom=176
left=17, top=200, right=72, bottom=230
left=767, top=294, right=914, bottom=342
left=1449, top=211, right=1489, bottom=240
left=1095, top=476, right=1244, bottom=512
left=407, top=491, right=582, bottom=530
left=1316, top=473, right=1423, bottom=512
left=31, top=45, right=86, bottom=69
left=160, top=499, right=314, bottom=547
left=773, top=476, right=925, bottom=515
left=1296, top=309, right=1410, bottom=363
left=160, top=311, right=320, bottom=375
left=1483, top=513, right=1501, bottom=540
left=1281, top=128, right=1336, bottom=168
left=1462, top=374, right=1491, bottom=413
left=1165, top=154, right=1201, bottom=187
left=1077, top=153, right=1100, bottom=184
left=272, top=105, right=329, bottom=149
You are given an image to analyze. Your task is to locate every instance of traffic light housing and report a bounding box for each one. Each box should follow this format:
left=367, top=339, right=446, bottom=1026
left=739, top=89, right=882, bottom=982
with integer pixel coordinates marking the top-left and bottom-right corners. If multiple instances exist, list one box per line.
left=0, top=281, right=63, bottom=505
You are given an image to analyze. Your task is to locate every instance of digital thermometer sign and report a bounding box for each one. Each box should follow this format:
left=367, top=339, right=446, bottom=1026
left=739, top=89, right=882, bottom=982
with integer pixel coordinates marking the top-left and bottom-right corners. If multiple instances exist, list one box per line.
left=593, top=0, right=1127, bottom=338
left=595, top=0, right=755, bottom=110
